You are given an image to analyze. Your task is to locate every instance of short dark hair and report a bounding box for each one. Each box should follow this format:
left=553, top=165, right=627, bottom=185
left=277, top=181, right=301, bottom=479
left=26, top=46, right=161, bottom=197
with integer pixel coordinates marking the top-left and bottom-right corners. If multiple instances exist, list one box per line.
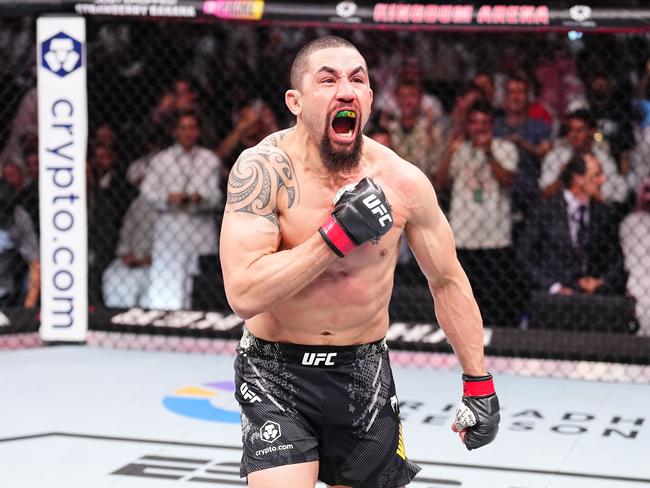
left=566, top=109, right=594, bottom=128
left=506, top=73, right=529, bottom=88
left=561, top=153, right=587, bottom=188
left=468, top=100, right=494, bottom=119
left=290, top=36, right=360, bottom=90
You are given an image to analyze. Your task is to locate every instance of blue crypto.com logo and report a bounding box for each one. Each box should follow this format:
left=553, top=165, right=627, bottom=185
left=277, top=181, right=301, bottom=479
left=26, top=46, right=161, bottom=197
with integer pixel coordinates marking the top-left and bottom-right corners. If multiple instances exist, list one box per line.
left=163, top=381, right=240, bottom=423
left=41, top=32, right=83, bottom=77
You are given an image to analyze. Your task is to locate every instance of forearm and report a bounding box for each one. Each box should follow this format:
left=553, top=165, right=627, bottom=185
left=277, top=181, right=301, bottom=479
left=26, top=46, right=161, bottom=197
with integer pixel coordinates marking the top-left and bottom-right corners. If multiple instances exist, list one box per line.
left=24, top=260, right=41, bottom=308
left=431, top=269, right=486, bottom=376
left=487, top=157, right=515, bottom=188
left=216, top=128, right=242, bottom=160
left=541, top=179, right=562, bottom=199
left=226, top=232, right=338, bottom=319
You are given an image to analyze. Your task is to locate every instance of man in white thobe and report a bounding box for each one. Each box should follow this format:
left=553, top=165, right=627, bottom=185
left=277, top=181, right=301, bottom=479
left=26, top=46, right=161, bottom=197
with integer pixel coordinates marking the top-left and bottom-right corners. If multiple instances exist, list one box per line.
left=141, top=110, right=222, bottom=310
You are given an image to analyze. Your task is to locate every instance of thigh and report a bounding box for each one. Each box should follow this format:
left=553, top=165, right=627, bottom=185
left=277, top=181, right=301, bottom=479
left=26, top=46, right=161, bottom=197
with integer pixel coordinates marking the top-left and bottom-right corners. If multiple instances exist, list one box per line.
left=248, top=460, right=319, bottom=488
left=234, top=355, right=320, bottom=479
left=319, top=352, right=420, bottom=488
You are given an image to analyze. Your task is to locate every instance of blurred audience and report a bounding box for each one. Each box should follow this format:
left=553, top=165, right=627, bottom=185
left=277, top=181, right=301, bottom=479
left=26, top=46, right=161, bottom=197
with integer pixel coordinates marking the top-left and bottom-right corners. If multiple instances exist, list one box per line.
left=102, top=194, right=155, bottom=309
left=87, top=143, right=133, bottom=305
left=619, top=178, right=650, bottom=336
left=140, top=110, right=222, bottom=310
left=216, top=99, right=279, bottom=193
left=585, top=72, right=635, bottom=174
left=435, top=101, right=522, bottom=326
left=380, top=79, right=449, bottom=182
left=519, top=153, right=626, bottom=296
left=19, top=150, right=39, bottom=235
left=0, top=180, right=39, bottom=308
left=0, top=86, right=37, bottom=173
left=540, top=109, right=629, bottom=204
left=493, top=75, right=551, bottom=236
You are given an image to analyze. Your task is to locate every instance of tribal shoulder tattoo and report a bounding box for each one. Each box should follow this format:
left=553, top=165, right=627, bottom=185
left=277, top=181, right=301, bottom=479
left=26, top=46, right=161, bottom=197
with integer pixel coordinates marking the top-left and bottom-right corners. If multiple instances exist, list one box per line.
left=226, top=142, right=299, bottom=227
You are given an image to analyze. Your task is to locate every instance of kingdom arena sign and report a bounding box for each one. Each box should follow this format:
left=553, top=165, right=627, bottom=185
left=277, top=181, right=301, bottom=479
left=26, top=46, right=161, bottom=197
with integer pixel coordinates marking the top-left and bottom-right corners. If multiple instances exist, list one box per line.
left=373, top=4, right=549, bottom=26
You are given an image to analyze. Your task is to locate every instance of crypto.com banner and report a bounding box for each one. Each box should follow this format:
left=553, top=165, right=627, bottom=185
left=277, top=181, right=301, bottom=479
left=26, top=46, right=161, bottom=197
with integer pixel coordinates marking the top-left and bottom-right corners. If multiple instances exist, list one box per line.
left=37, top=16, right=88, bottom=342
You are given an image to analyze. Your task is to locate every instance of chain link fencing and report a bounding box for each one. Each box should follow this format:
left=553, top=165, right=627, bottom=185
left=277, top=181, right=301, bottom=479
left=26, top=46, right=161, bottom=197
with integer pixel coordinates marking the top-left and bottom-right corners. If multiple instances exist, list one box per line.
left=0, top=15, right=649, bottom=381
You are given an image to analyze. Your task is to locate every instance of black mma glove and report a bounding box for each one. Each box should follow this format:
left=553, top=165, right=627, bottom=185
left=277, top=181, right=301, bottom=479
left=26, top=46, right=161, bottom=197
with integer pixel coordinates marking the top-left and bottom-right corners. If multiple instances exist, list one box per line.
left=453, top=373, right=500, bottom=450
left=319, top=177, right=393, bottom=257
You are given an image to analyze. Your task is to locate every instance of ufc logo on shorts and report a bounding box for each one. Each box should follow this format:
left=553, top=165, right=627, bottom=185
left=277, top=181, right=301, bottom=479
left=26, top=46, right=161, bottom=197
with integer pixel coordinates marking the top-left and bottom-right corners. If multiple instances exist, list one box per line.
left=363, top=195, right=392, bottom=228
left=240, top=382, right=262, bottom=403
left=301, top=352, right=337, bottom=366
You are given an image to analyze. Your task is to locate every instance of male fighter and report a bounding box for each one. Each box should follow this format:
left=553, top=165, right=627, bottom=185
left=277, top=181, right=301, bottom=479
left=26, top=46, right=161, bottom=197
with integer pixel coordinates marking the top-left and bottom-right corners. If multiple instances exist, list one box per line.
left=220, top=36, right=500, bottom=488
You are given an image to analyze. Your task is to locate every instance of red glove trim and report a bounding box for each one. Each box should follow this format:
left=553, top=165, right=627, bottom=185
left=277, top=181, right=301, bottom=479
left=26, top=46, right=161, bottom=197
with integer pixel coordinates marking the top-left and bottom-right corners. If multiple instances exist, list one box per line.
left=463, top=377, right=495, bottom=397
left=320, top=215, right=356, bottom=256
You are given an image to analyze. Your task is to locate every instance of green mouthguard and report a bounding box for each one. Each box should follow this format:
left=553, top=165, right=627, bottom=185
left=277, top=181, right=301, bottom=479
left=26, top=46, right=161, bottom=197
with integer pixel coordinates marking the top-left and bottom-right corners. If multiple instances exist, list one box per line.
left=335, top=110, right=356, bottom=118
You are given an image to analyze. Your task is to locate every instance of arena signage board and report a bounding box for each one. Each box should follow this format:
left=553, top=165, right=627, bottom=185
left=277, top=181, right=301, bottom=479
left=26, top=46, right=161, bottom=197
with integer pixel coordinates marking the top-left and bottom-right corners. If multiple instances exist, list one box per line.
left=37, top=16, right=88, bottom=342
left=372, top=4, right=549, bottom=25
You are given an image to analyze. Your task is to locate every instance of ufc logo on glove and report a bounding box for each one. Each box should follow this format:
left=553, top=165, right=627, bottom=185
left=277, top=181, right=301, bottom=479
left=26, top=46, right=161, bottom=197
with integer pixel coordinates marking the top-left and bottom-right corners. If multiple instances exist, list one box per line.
left=319, top=177, right=394, bottom=257
left=362, top=194, right=392, bottom=227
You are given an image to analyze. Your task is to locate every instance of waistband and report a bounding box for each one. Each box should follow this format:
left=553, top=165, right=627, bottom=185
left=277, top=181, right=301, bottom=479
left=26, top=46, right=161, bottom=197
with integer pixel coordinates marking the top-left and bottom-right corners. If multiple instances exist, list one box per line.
left=237, top=328, right=388, bottom=366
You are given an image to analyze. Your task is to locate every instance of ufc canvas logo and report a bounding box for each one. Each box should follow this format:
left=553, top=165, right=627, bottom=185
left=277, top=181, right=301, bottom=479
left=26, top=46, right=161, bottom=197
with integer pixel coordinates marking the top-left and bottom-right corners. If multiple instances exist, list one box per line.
left=363, top=194, right=392, bottom=227
left=301, top=352, right=337, bottom=366
left=240, top=383, right=262, bottom=403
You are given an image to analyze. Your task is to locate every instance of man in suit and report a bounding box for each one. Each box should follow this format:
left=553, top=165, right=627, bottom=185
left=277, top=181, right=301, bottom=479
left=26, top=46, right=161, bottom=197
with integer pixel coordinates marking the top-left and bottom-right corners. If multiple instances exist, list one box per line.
left=518, top=152, right=626, bottom=296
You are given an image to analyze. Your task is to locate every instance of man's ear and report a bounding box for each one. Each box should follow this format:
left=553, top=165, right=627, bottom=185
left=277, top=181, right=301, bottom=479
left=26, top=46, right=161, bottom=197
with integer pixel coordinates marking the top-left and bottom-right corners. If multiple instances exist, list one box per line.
left=285, top=89, right=301, bottom=116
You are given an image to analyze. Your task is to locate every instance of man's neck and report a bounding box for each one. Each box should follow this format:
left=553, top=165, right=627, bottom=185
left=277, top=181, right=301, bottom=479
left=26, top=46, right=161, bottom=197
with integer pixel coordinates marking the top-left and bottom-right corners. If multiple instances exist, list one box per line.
left=400, top=114, right=418, bottom=130
left=285, top=125, right=366, bottom=187
left=567, top=187, right=590, bottom=205
left=505, top=110, right=526, bottom=127
left=178, top=144, right=196, bottom=153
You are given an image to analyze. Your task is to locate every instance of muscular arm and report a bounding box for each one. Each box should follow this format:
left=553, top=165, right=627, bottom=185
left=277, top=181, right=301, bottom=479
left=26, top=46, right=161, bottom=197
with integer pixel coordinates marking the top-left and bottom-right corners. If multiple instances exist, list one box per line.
left=404, top=169, right=486, bottom=375
left=219, top=145, right=337, bottom=319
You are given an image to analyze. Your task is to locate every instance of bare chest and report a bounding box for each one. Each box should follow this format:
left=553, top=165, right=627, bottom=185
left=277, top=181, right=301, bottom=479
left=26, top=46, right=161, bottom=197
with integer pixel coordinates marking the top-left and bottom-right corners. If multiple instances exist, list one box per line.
left=278, top=178, right=405, bottom=265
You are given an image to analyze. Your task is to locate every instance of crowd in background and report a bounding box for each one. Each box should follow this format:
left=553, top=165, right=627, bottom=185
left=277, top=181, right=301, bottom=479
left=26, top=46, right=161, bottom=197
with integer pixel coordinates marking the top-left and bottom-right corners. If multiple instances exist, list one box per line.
left=0, top=19, right=649, bottom=335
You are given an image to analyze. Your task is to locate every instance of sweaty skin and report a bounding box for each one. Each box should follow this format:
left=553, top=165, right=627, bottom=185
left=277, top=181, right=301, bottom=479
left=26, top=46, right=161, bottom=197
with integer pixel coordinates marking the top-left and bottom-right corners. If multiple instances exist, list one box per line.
left=219, top=46, right=486, bottom=377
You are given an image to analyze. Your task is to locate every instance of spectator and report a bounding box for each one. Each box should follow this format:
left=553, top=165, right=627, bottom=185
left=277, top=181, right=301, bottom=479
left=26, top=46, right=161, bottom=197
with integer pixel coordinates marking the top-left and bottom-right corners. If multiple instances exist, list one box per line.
left=216, top=98, right=279, bottom=191
left=586, top=72, right=635, bottom=174
left=2, top=162, right=24, bottom=191
left=87, top=143, right=132, bottom=305
left=381, top=79, right=449, bottom=181
left=519, top=153, right=626, bottom=296
left=435, top=101, right=522, bottom=326
left=367, top=126, right=391, bottom=148
left=148, top=78, right=218, bottom=149
left=472, top=71, right=501, bottom=116
left=630, top=58, right=650, bottom=191
left=19, top=150, right=39, bottom=235
left=102, top=194, right=156, bottom=309
left=141, top=110, right=222, bottom=310
left=0, top=86, right=37, bottom=173
left=448, top=83, right=483, bottom=142
left=0, top=180, right=39, bottom=308
left=619, top=178, right=650, bottom=336
left=533, top=46, right=586, bottom=127
left=540, top=110, right=629, bottom=204
left=374, top=57, right=445, bottom=125
left=494, top=75, right=551, bottom=236
left=126, top=129, right=163, bottom=189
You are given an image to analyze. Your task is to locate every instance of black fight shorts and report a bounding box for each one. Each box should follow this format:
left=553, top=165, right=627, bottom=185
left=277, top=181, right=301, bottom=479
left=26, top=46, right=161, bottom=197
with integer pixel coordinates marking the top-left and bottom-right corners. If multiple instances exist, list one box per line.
left=234, top=329, right=421, bottom=487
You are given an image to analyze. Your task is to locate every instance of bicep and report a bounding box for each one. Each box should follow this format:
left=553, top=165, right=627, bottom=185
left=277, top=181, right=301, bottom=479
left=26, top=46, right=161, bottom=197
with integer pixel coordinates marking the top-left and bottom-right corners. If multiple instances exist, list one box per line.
left=404, top=178, right=460, bottom=289
left=219, top=210, right=280, bottom=279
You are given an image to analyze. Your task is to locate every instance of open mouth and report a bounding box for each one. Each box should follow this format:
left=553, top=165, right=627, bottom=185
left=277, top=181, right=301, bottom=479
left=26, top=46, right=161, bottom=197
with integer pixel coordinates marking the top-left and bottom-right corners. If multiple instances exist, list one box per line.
left=331, top=110, right=357, bottom=140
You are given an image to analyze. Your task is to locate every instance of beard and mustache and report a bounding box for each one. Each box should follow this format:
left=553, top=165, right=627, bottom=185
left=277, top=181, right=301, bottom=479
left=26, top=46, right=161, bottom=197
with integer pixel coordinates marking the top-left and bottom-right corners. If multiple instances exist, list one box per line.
left=319, top=111, right=364, bottom=173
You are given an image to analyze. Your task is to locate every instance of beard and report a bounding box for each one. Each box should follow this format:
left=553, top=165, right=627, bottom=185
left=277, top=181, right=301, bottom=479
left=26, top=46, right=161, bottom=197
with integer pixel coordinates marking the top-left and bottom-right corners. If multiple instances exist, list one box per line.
left=319, top=118, right=363, bottom=173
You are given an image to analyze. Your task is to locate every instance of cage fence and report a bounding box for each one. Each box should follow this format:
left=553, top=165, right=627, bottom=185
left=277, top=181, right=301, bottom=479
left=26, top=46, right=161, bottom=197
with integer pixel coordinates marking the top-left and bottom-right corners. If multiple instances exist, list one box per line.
left=0, top=8, right=649, bottom=382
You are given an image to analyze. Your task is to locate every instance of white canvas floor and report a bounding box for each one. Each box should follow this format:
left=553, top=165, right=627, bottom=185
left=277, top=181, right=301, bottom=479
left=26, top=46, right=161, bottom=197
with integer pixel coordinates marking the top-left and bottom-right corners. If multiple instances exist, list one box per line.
left=1, top=346, right=648, bottom=488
